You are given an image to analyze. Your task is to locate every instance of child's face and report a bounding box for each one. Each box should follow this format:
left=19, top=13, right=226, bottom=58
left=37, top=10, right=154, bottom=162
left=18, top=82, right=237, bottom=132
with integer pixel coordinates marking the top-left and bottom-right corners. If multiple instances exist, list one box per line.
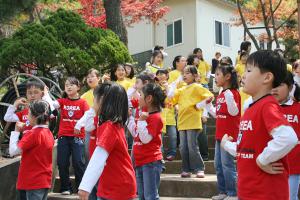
left=177, top=57, right=187, bottom=71
left=26, top=86, right=44, bottom=102
left=183, top=68, right=197, bottom=84
left=93, top=96, right=102, bottom=114
left=216, top=54, right=221, bottom=59
left=194, top=57, right=200, bottom=66
left=65, top=80, right=79, bottom=97
left=271, top=83, right=290, bottom=104
left=139, top=91, right=147, bottom=108
left=215, top=69, right=226, bottom=87
left=125, top=65, right=132, bottom=77
left=135, top=78, right=144, bottom=91
left=156, top=73, right=168, bottom=84
left=115, top=66, right=126, bottom=80
left=153, top=54, right=163, bottom=65
left=242, top=64, right=272, bottom=96
left=87, top=72, right=100, bottom=89
left=294, top=66, right=300, bottom=77
left=196, top=51, right=202, bottom=58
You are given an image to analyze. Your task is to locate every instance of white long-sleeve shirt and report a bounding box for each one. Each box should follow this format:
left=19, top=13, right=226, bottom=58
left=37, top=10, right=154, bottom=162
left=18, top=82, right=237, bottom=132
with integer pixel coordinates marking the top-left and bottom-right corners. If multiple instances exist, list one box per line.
left=4, top=105, right=20, bottom=122
left=74, top=108, right=96, bottom=132
left=126, top=117, right=153, bottom=144
left=223, top=125, right=298, bottom=165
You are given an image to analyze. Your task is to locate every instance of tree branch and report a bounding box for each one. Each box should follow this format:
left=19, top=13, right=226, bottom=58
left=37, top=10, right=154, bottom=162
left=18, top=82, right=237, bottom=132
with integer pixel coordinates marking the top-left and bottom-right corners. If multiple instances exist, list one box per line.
left=237, top=0, right=260, bottom=50
left=274, top=8, right=297, bottom=31
left=269, top=0, right=280, bottom=48
left=258, top=0, right=273, bottom=49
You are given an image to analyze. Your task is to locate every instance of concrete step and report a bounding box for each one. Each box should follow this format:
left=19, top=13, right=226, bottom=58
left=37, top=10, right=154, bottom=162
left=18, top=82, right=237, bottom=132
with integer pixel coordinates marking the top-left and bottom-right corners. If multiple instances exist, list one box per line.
left=160, top=174, right=218, bottom=198
left=47, top=193, right=211, bottom=200
left=164, top=160, right=215, bottom=174
left=53, top=174, right=218, bottom=198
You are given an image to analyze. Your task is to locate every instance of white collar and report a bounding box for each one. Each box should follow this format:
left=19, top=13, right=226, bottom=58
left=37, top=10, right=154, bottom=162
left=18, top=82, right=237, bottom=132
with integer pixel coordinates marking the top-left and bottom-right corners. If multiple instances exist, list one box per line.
left=281, top=98, right=294, bottom=106
left=32, top=125, right=48, bottom=129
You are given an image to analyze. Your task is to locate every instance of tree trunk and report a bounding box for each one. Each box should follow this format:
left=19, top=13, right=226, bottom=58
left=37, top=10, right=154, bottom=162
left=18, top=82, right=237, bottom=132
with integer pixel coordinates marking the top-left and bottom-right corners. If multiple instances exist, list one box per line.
left=103, top=0, right=128, bottom=47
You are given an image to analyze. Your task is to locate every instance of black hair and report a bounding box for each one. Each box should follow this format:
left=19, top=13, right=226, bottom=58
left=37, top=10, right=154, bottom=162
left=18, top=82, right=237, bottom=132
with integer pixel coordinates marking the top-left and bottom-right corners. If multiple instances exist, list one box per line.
left=110, top=63, right=125, bottom=82
left=282, top=71, right=300, bottom=102
left=62, top=76, right=81, bottom=98
left=87, top=68, right=100, bottom=77
left=26, top=80, right=44, bottom=91
left=240, top=41, right=251, bottom=52
left=154, top=45, right=163, bottom=51
left=172, top=55, right=183, bottom=70
left=29, top=100, right=50, bottom=125
left=156, top=69, right=169, bottom=76
left=142, top=83, right=166, bottom=111
left=151, top=50, right=164, bottom=65
left=99, top=83, right=128, bottom=126
left=247, top=50, right=287, bottom=88
left=124, top=63, right=135, bottom=79
left=187, top=54, right=198, bottom=66
left=220, top=56, right=233, bottom=65
left=193, top=48, right=204, bottom=61
left=184, top=65, right=199, bottom=80
left=93, top=83, right=112, bottom=112
left=137, top=72, right=155, bottom=84
left=216, top=64, right=239, bottom=89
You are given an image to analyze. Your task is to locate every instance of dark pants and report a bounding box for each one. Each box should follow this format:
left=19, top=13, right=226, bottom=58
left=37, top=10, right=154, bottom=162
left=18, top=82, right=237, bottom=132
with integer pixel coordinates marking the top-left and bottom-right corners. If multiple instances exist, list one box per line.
left=57, top=136, right=85, bottom=193
left=17, top=190, right=26, bottom=200
left=198, top=123, right=209, bottom=160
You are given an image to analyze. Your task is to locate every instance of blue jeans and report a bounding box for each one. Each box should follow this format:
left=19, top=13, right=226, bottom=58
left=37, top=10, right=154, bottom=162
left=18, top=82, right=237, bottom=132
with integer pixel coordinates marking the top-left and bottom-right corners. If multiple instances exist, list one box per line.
left=57, top=136, right=85, bottom=192
left=214, top=140, right=237, bottom=196
left=25, top=189, right=48, bottom=200
left=289, top=174, right=300, bottom=200
left=198, top=123, right=208, bottom=159
left=166, top=125, right=177, bottom=157
left=85, top=132, right=91, bottom=163
left=179, top=130, right=204, bottom=172
left=136, top=160, right=162, bottom=200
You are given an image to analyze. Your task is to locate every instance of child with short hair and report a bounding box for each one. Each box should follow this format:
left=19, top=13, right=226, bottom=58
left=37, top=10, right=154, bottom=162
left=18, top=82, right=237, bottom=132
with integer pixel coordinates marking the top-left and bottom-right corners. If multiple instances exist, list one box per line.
left=44, top=77, right=89, bottom=195
left=222, top=50, right=298, bottom=200
left=9, top=100, right=54, bottom=200
left=271, top=71, right=300, bottom=200
left=78, top=83, right=137, bottom=200
left=168, top=65, right=213, bottom=178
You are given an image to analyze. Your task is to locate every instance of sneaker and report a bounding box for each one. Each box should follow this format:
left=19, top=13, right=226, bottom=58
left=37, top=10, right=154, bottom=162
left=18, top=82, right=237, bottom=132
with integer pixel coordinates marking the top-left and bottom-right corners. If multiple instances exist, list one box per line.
left=166, top=155, right=175, bottom=161
left=195, top=171, right=205, bottom=178
left=61, top=191, right=71, bottom=195
left=181, top=172, right=192, bottom=178
left=224, top=196, right=238, bottom=200
left=211, top=194, right=227, bottom=200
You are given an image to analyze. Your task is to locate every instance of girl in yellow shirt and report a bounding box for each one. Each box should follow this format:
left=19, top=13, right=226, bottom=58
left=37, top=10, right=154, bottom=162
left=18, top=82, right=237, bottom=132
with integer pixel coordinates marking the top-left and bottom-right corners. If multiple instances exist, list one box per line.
left=193, top=48, right=211, bottom=88
left=110, top=64, right=132, bottom=91
left=81, top=68, right=101, bottom=107
left=124, top=63, right=136, bottom=87
left=235, top=51, right=248, bottom=82
left=168, top=65, right=213, bottom=178
left=146, top=50, right=164, bottom=74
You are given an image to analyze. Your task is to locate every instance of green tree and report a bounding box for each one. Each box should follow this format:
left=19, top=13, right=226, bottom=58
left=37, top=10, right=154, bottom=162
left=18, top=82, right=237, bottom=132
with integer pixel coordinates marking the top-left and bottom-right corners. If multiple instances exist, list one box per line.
left=0, top=9, right=132, bottom=80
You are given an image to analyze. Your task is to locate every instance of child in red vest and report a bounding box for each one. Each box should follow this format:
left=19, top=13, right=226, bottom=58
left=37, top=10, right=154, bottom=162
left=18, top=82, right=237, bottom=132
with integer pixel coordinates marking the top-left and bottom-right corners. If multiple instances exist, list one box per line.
left=44, top=77, right=89, bottom=195
left=221, top=50, right=298, bottom=200
left=78, top=83, right=137, bottom=200
left=9, top=100, right=54, bottom=200
left=271, top=71, right=300, bottom=200
left=203, top=63, right=241, bottom=200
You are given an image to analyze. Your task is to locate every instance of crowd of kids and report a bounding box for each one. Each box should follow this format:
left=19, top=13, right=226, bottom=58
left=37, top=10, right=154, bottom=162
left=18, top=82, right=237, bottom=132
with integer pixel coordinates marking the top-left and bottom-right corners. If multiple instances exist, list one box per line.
left=5, top=42, right=300, bottom=200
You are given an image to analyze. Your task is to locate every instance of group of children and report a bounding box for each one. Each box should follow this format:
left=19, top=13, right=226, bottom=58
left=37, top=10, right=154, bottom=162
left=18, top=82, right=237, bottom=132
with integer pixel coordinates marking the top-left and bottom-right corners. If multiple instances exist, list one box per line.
left=5, top=43, right=300, bottom=200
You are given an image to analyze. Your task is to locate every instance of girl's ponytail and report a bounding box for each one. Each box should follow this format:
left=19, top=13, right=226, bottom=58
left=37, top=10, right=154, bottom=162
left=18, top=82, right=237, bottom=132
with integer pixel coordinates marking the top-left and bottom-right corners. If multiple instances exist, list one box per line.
left=217, top=64, right=239, bottom=89
left=142, top=83, right=166, bottom=111
left=29, top=100, right=51, bottom=125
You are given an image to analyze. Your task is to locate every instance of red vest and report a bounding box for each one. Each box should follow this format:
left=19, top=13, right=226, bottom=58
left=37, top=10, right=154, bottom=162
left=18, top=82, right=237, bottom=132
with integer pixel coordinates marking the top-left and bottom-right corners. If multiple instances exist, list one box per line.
left=281, top=101, right=300, bottom=175
left=237, top=95, right=290, bottom=200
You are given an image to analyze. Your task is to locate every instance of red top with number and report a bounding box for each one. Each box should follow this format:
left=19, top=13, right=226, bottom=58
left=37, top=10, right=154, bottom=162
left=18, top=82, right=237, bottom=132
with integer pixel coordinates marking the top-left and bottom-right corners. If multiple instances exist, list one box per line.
left=280, top=101, right=300, bottom=175
left=133, top=112, right=163, bottom=167
left=96, top=121, right=137, bottom=200
left=215, top=89, right=241, bottom=141
left=16, top=108, right=32, bottom=131
left=237, top=95, right=290, bottom=200
left=57, top=98, right=89, bottom=138
left=17, top=126, right=54, bottom=190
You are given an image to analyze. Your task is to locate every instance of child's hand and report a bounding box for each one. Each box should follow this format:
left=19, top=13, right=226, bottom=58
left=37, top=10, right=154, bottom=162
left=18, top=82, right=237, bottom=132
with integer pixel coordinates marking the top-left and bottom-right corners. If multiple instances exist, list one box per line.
left=15, top=122, right=25, bottom=132
left=221, top=134, right=233, bottom=149
left=201, top=116, right=208, bottom=124
left=74, top=128, right=81, bottom=135
left=256, top=159, right=284, bottom=174
left=78, top=190, right=89, bottom=200
left=102, top=73, right=110, bottom=82
left=14, top=98, right=28, bottom=108
left=139, top=112, right=149, bottom=121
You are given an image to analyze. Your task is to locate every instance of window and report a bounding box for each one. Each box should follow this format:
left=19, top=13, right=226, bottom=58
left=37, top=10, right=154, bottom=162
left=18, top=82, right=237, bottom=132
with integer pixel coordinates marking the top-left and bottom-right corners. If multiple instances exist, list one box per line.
left=215, top=20, right=230, bottom=47
left=167, top=19, right=183, bottom=47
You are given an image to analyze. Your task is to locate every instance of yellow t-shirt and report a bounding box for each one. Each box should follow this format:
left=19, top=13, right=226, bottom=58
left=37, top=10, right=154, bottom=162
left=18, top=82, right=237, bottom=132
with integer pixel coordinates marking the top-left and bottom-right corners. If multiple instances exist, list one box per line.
left=147, top=65, right=161, bottom=74
left=126, top=77, right=136, bottom=88
left=81, top=89, right=94, bottom=107
left=235, top=63, right=246, bottom=78
left=287, top=64, right=292, bottom=72
left=170, top=83, right=213, bottom=131
left=239, top=87, right=250, bottom=115
left=236, top=55, right=241, bottom=65
left=116, top=79, right=131, bottom=91
left=197, top=61, right=210, bottom=85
